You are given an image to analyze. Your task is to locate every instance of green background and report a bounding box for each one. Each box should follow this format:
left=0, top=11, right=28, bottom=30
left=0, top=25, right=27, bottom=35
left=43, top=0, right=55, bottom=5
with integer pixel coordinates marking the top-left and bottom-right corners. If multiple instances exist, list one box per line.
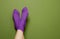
left=0, top=0, right=60, bottom=39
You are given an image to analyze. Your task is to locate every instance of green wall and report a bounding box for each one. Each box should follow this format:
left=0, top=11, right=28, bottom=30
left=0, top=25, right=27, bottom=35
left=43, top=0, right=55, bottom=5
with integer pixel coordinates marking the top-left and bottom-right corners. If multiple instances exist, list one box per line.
left=0, top=0, right=60, bottom=39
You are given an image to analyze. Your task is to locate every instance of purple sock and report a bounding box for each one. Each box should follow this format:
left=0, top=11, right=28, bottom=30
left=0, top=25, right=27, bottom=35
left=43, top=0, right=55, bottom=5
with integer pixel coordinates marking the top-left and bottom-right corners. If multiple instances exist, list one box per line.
left=13, top=7, right=28, bottom=32
left=18, top=7, right=28, bottom=32
left=13, top=9, right=21, bottom=30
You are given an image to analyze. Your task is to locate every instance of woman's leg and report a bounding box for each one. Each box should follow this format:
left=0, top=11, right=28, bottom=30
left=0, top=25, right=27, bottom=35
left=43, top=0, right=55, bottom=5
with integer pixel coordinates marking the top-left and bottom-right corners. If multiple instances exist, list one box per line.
left=13, top=7, right=28, bottom=39
left=13, top=9, right=24, bottom=39
left=23, top=35, right=24, bottom=39
left=14, top=30, right=24, bottom=39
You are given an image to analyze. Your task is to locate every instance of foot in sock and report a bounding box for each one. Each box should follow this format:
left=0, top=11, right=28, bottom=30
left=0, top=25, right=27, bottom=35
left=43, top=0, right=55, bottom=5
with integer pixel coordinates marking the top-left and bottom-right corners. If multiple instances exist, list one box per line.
left=13, top=7, right=28, bottom=32
left=19, top=7, right=28, bottom=32
left=13, top=9, right=21, bottom=30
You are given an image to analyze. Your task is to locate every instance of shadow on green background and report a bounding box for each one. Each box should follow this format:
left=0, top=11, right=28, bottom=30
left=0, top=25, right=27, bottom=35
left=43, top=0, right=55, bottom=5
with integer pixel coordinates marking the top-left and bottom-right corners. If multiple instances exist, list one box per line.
left=0, top=0, right=60, bottom=39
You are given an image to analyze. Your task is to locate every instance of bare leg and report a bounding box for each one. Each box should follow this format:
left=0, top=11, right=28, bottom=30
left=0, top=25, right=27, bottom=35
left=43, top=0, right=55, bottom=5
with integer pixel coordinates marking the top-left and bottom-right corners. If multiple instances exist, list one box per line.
left=14, top=30, right=24, bottom=39
left=23, top=35, right=24, bottom=39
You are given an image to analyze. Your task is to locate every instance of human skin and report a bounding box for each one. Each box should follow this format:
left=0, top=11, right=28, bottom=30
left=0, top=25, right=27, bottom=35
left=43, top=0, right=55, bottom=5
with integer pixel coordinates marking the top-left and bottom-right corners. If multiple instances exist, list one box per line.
left=14, top=30, right=24, bottom=39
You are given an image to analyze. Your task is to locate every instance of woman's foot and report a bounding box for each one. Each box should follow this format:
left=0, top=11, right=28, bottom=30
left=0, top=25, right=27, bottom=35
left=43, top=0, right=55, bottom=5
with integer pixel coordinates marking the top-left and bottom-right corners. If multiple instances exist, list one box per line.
left=13, top=7, right=28, bottom=32
left=13, top=9, right=21, bottom=30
